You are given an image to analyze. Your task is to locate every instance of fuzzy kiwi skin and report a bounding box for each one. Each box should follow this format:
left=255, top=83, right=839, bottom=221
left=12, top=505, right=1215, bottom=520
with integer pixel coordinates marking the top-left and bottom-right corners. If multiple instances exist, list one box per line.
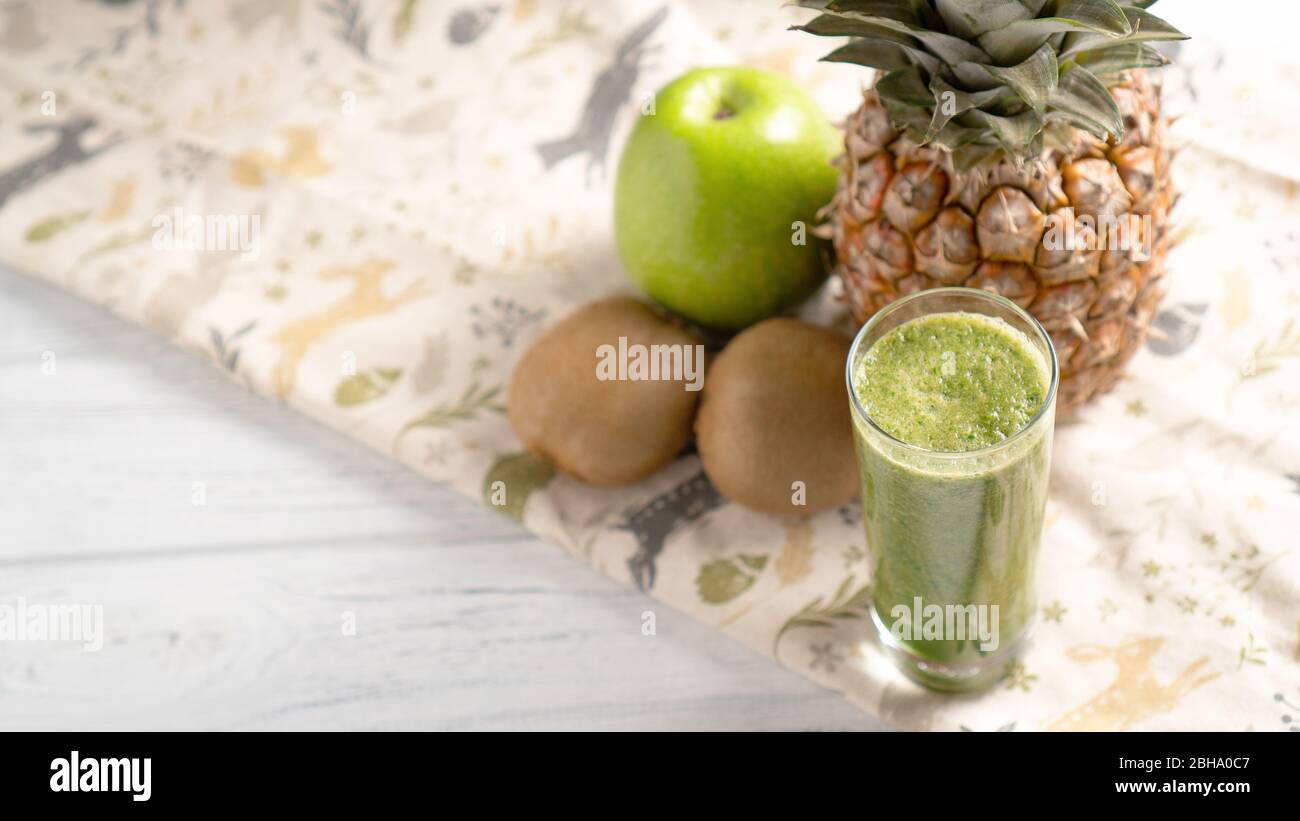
left=695, top=318, right=856, bottom=515
left=508, top=296, right=701, bottom=486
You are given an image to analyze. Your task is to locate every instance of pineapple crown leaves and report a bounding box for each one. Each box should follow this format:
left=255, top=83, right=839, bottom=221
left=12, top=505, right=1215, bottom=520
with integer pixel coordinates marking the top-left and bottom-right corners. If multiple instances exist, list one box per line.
left=794, top=0, right=1187, bottom=168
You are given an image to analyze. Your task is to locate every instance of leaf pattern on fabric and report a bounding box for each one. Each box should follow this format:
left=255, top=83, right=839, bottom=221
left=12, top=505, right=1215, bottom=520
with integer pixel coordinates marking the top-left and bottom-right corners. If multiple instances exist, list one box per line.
left=512, top=8, right=597, bottom=62
left=1242, top=319, right=1300, bottom=381
left=392, top=0, right=421, bottom=44
left=69, top=0, right=180, bottom=71
left=409, top=334, right=449, bottom=395
left=696, top=554, right=768, bottom=605
left=718, top=519, right=817, bottom=628
left=334, top=367, right=402, bottom=407
left=76, top=227, right=154, bottom=266
left=98, top=178, right=136, bottom=222
left=773, top=575, right=871, bottom=661
left=469, top=298, right=546, bottom=347
left=209, top=321, right=257, bottom=373
left=25, top=210, right=90, bottom=242
left=482, top=451, right=555, bottom=521
left=320, top=0, right=373, bottom=59
left=394, top=382, right=504, bottom=452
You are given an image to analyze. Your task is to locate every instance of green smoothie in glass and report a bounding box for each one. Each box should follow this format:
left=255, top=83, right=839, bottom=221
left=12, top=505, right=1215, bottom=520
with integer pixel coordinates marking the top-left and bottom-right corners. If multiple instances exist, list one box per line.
left=846, top=288, right=1058, bottom=692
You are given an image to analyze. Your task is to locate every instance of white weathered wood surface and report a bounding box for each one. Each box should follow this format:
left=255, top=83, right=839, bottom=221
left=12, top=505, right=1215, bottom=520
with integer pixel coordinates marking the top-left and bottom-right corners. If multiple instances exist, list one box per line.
left=0, top=266, right=887, bottom=730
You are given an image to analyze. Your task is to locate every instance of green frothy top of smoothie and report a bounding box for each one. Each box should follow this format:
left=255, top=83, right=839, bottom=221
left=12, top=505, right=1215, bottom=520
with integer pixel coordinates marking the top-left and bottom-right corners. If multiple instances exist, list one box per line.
left=855, top=311, right=1049, bottom=452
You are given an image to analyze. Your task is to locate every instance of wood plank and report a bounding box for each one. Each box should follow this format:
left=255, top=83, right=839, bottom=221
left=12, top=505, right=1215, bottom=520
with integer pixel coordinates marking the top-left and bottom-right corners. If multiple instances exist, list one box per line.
left=0, top=541, right=883, bottom=730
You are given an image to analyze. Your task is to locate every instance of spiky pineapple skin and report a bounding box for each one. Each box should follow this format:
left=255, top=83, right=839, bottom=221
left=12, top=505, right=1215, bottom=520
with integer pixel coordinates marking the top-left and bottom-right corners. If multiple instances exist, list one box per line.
left=831, top=70, right=1172, bottom=417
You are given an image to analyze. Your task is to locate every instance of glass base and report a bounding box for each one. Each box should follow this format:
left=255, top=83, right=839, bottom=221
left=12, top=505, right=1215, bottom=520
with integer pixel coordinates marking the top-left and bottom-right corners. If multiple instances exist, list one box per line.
left=869, top=604, right=1030, bottom=694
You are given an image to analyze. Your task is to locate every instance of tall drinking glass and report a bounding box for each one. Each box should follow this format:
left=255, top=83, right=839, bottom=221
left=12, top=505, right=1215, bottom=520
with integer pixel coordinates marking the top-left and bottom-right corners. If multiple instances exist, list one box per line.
left=846, top=287, right=1058, bottom=692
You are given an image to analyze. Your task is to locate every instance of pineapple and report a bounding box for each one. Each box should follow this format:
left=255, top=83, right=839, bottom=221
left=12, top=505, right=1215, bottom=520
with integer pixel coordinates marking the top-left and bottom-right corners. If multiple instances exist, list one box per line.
left=798, top=0, right=1187, bottom=415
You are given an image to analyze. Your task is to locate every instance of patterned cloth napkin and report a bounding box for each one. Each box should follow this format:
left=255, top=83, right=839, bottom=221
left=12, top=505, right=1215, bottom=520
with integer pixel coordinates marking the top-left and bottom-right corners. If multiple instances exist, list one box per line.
left=1, top=0, right=1297, bottom=730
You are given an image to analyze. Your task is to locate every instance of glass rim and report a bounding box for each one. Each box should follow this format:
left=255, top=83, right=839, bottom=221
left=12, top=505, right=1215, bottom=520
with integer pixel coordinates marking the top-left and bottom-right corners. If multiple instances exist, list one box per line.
left=844, top=287, right=1060, bottom=459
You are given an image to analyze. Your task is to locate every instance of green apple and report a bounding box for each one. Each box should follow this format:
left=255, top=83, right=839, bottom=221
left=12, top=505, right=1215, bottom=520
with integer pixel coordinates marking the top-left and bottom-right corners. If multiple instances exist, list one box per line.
left=614, top=67, right=841, bottom=330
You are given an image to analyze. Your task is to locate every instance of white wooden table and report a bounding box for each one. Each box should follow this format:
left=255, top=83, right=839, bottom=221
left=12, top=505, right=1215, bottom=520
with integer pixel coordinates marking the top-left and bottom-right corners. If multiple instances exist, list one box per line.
left=0, top=265, right=887, bottom=730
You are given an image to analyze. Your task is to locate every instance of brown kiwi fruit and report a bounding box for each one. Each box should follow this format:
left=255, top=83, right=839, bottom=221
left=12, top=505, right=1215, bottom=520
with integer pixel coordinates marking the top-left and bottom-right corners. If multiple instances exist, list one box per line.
left=696, top=318, right=856, bottom=515
left=508, top=296, right=701, bottom=486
